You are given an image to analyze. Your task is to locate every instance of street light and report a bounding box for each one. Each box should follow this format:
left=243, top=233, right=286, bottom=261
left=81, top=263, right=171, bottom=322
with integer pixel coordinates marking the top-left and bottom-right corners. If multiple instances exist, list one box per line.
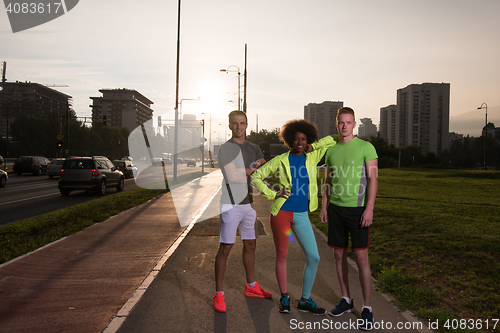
left=220, top=65, right=241, bottom=111
left=180, top=97, right=200, bottom=124
left=477, top=103, right=488, bottom=170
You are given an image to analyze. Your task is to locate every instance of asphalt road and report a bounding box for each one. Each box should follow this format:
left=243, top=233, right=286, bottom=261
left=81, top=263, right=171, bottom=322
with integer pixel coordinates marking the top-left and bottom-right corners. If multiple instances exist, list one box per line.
left=0, top=163, right=202, bottom=225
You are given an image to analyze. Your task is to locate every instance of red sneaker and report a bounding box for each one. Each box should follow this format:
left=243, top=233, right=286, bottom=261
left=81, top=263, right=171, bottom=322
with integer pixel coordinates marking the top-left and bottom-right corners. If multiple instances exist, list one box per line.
left=213, top=292, right=226, bottom=312
left=244, top=282, right=272, bottom=298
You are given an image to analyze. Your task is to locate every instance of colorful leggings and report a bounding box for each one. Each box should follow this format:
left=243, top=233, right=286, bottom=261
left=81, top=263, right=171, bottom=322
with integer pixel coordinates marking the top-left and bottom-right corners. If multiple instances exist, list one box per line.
left=270, top=210, right=320, bottom=299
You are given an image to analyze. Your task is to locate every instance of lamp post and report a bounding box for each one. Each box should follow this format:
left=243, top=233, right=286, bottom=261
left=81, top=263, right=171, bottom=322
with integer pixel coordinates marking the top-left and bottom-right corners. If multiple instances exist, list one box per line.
left=173, top=0, right=181, bottom=183
left=220, top=65, right=241, bottom=111
left=477, top=103, right=488, bottom=170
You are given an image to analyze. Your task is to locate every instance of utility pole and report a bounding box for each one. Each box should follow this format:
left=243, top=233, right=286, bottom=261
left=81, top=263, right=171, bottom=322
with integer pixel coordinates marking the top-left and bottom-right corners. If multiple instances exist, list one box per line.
left=173, top=0, right=181, bottom=183
left=243, top=44, right=247, bottom=114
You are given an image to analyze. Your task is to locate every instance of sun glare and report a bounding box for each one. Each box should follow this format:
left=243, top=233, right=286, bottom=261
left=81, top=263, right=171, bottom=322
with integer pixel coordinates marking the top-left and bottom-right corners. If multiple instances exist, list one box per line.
left=198, top=82, right=226, bottom=109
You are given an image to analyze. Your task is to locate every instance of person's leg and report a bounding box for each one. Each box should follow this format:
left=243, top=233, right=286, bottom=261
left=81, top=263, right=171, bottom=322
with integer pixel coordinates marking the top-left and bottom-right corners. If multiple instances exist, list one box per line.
left=242, top=239, right=256, bottom=284
left=334, top=247, right=350, bottom=298
left=353, top=249, right=371, bottom=307
left=327, top=204, right=350, bottom=298
left=327, top=204, right=354, bottom=317
left=350, top=208, right=371, bottom=309
left=215, top=205, right=239, bottom=292
left=239, top=205, right=258, bottom=284
left=240, top=205, right=272, bottom=298
left=215, top=243, right=234, bottom=291
left=291, top=212, right=320, bottom=301
left=270, top=210, right=293, bottom=295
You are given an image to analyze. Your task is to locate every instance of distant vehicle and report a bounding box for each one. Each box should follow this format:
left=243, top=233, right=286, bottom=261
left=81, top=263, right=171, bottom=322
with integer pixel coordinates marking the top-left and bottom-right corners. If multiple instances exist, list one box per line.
left=151, top=157, right=164, bottom=166
left=176, top=158, right=184, bottom=164
left=163, top=158, right=172, bottom=165
left=13, top=156, right=50, bottom=176
left=58, top=156, right=124, bottom=196
left=47, top=158, right=65, bottom=178
left=112, top=159, right=137, bottom=178
left=0, top=169, right=7, bottom=187
left=121, top=156, right=133, bottom=161
left=186, top=159, right=196, bottom=167
left=0, top=155, right=4, bottom=166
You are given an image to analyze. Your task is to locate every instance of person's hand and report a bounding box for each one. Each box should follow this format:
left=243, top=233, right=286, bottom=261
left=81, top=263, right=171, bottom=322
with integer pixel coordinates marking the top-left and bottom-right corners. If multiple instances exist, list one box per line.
left=253, top=160, right=263, bottom=169
left=304, top=144, right=313, bottom=153
left=360, top=208, right=373, bottom=228
left=276, top=187, right=290, bottom=199
left=320, top=209, right=328, bottom=224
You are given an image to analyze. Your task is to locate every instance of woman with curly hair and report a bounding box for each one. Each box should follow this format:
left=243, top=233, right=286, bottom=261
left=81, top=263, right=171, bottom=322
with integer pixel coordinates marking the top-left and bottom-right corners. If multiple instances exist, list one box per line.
left=251, top=119, right=337, bottom=315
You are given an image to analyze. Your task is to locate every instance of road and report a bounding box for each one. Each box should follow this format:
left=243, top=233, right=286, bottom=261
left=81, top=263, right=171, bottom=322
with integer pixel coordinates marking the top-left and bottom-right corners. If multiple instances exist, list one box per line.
left=0, top=163, right=203, bottom=226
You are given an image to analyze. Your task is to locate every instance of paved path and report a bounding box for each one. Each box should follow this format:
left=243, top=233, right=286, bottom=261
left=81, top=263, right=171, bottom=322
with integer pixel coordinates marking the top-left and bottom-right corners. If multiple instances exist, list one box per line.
left=0, top=169, right=431, bottom=332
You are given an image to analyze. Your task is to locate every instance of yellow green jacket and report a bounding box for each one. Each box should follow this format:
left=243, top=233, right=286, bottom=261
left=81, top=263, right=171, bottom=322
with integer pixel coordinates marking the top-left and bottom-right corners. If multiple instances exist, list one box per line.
left=251, top=135, right=337, bottom=216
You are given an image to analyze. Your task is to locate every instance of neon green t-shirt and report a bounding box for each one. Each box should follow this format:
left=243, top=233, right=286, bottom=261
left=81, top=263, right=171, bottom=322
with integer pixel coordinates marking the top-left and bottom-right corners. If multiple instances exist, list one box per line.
left=325, top=137, right=378, bottom=207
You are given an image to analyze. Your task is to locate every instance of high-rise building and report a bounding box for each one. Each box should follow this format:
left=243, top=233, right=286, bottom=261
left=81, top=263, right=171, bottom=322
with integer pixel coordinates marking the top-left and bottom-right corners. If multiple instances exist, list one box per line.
left=358, top=118, right=377, bottom=139
left=396, top=83, right=450, bottom=154
left=379, top=105, right=397, bottom=145
left=304, top=101, right=343, bottom=138
left=0, top=81, right=72, bottom=139
left=90, top=88, right=154, bottom=131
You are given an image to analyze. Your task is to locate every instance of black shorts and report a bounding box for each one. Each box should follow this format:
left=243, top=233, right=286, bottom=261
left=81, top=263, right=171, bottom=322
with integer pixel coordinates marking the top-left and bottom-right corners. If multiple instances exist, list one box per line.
left=327, top=204, right=369, bottom=251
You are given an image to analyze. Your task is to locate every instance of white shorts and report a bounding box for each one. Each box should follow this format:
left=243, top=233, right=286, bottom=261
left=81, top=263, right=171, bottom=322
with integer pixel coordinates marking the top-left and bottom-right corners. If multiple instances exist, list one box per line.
left=219, top=204, right=257, bottom=244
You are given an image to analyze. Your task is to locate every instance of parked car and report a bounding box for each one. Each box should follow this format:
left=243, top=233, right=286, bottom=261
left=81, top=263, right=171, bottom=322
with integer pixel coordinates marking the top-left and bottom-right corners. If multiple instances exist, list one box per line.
left=13, top=156, right=51, bottom=175
left=0, top=169, right=7, bottom=187
left=112, top=160, right=137, bottom=178
left=47, top=158, right=65, bottom=178
left=186, top=159, right=196, bottom=167
left=58, top=156, right=124, bottom=196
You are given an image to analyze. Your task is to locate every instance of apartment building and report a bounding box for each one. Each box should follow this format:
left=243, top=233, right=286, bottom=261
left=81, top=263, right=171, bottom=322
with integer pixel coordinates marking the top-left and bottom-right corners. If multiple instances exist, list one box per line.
left=90, top=88, right=154, bottom=131
left=396, top=83, right=450, bottom=154
left=304, top=101, right=343, bottom=138
left=0, top=81, right=72, bottom=139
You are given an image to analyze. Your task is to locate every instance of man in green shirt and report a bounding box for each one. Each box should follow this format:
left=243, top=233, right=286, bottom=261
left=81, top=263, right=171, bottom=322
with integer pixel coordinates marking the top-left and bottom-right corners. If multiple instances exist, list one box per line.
left=320, top=107, right=378, bottom=331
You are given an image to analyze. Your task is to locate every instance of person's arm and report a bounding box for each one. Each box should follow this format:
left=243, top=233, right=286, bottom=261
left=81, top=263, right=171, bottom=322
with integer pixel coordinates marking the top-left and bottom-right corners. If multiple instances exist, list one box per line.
left=246, top=158, right=266, bottom=177
left=360, top=158, right=378, bottom=228
left=305, top=135, right=339, bottom=153
left=223, top=162, right=248, bottom=183
left=319, top=165, right=332, bottom=224
left=250, top=158, right=286, bottom=200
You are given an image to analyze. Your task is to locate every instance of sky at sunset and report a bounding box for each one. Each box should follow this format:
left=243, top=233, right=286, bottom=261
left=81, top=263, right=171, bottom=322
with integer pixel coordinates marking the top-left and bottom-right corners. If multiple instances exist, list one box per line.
left=1, top=0, right=500, bottom=139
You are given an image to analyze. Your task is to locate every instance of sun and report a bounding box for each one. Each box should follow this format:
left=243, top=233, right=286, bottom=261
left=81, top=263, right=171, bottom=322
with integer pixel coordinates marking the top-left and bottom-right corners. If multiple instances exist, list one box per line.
left=197, top=81, right=227, bottom=109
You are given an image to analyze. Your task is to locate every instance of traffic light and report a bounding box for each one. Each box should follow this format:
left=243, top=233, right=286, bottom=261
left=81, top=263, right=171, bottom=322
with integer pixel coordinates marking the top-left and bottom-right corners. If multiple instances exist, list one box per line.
left=158, top=116, right=161, bottom=127
left=103, top=114, right=107, bottom=125
left=56, top=140, right=63, bottom=148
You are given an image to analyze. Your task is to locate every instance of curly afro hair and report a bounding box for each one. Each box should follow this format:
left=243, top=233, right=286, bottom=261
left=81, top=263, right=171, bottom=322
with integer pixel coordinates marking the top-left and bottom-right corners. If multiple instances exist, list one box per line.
left=279, top=119, right=319, bottom=149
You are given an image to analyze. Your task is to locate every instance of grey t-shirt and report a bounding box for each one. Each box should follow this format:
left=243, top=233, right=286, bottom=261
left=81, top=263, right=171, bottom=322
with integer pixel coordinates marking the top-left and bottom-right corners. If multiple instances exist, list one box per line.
left=218, top=139, right=263, bottom=205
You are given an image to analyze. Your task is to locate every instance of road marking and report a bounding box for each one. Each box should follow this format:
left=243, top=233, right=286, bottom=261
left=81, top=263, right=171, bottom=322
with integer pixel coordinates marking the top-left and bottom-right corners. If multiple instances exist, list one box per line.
left=0, top=192, right=60, bottom=206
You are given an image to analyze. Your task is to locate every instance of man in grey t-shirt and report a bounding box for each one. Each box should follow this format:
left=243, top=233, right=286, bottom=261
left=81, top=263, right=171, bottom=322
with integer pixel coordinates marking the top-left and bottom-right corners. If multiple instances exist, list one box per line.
left=213, top=111, right=272, bottom=313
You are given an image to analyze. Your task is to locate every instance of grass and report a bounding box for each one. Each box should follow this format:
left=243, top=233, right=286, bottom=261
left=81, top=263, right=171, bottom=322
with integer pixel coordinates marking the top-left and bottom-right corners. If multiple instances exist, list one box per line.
left=310, top=168, right=500, bottom=333
left=0, top=171, right=207, bottom=265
